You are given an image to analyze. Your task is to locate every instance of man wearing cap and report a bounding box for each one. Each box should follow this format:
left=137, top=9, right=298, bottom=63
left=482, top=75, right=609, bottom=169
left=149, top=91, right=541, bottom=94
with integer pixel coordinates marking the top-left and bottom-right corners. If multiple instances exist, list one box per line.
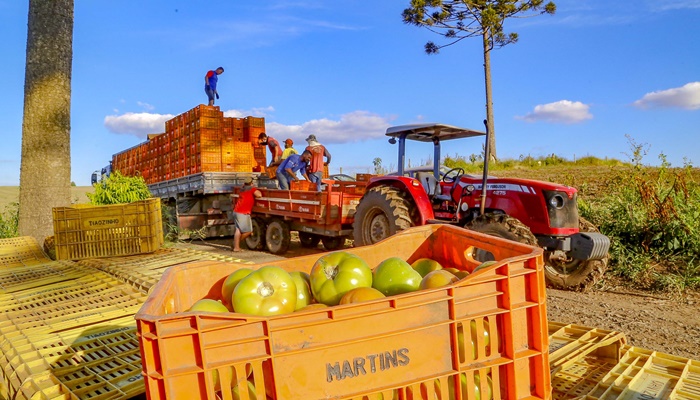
left=304, top=134, right=331, bottom=191
left=281, top=138, right=298, bottom=160
left=276, top=151, right=312, bottom=190
left=230, top=177, right=262, bottom=252
left=204, top=67, right=224, bottom=106
left=257, top=133, right=283, bottom=166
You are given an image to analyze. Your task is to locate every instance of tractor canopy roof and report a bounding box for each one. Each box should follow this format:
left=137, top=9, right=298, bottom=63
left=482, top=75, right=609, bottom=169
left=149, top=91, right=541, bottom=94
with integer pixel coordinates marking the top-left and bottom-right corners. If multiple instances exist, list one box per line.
left=386, top=123, right=485, bottom=142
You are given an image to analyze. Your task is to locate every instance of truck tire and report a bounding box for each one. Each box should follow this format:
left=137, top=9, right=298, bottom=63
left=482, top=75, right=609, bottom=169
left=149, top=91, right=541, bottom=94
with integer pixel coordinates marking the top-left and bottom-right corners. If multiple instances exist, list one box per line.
left=466, top=213, right=538, bottom=261
left=265, top=218, right=291, bottom=255
left=299, top=232, right=321, bottom=248
left=321, top=236, right=346, bottom=251
left=245, top=217, right=266, bottom=251
left=544, top=217, right=609, bottom=291
left=353, top=187, right=413, bottom=247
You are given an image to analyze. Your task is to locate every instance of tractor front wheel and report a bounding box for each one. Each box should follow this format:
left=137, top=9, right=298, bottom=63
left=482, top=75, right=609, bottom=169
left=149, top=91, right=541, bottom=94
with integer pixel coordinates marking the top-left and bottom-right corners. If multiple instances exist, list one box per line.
left=544, top=217, right=609, bottom=291
left=353, top=187, right=413, bottom=247
left=466, top=213, right=538, bottom=261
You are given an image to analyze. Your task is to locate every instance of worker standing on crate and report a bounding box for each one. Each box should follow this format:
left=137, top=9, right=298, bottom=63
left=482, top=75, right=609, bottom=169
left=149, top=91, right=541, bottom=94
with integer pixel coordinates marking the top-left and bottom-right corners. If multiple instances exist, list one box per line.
left=281, top=138, right=298, bottom=160
left=305, top=134, right=331, bottom=191
left=204, top=67, right=224, bottom=106
left=276, top=150, right=312, bottom=190
left=257, top=133, right=283, bottom=166
left=230, top=177, right=262, bottom=252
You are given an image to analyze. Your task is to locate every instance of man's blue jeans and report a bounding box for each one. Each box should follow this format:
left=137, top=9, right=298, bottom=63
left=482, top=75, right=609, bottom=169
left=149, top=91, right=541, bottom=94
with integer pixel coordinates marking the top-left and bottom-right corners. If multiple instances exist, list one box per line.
left=308, top=171, right=323, bottom=191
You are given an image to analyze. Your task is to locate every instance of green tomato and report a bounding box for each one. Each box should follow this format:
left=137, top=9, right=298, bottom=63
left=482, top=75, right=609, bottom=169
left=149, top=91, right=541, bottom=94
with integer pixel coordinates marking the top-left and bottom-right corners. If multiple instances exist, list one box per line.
left=188, top=299, right=229, bottom=313
left=289, top=271, right=313, bottom=310
left=233, top=266, right=297, bottom=316
left=310, top=251, right=373, bottom=305
left=372, top=257, right=422, bottom=296
left=221, top=268, right=253, bottom=306
left=411, top=257, right=443, bottom=277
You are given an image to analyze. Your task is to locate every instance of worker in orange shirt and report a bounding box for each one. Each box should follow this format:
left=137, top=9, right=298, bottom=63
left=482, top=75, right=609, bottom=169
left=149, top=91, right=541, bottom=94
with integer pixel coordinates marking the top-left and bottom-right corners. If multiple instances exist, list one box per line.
left=258, top=133, right=283, bottom=166
left=304, top=134, right=331, bottom=191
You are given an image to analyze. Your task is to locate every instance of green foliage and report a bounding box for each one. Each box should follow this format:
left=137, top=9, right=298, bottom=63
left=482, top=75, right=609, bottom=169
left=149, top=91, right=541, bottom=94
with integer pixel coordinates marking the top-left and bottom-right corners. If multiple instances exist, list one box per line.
left=443, top=154, right=628, bottom=173
left=580, top=142, right=700, bottom=292
left=87, top=171, right=152, bottom=205
left=402, top=0, right=556, bottom=53
left=0, top=202, right=19, bottom=239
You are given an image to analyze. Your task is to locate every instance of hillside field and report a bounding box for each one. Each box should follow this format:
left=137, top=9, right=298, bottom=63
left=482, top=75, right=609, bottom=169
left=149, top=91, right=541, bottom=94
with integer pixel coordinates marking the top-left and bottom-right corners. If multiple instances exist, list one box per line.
left=0, top=186, right=93, bottom=210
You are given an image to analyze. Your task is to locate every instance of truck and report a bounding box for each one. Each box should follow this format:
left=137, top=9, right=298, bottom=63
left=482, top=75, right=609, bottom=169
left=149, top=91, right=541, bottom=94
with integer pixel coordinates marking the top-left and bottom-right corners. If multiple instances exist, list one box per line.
left=351, top=123, right=611, bottom=290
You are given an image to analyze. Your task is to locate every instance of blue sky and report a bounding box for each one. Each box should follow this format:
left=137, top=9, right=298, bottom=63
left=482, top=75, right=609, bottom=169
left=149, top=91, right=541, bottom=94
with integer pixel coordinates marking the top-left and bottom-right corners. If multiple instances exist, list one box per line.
left=1, top=1, right=699, bottom=186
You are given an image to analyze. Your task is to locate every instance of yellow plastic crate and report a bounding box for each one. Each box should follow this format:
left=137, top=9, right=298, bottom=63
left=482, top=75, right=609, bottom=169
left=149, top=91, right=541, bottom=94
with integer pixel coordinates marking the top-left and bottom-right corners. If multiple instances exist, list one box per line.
left=52, top=198, right=164, bottom=260
left=78, top=248, right=253, bottom=294
left=0, top=236, right=51, bottom=269
left=0, top=261, right=91, bottom=294
left=0, top=316, right=142, bottom=399
left=578, top=345, right=700, bottom=400
left=548, top=322, right=626, bottom=375
left=0, top=274, right=147, bottom=341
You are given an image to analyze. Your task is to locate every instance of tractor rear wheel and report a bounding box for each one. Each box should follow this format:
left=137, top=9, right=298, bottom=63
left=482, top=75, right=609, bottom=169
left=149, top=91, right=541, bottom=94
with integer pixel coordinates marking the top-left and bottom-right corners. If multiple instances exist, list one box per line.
left=353, top=187, right=413, bottom=247
left=299, top=232, right=321, bottom=248
left=245, top=217, right=266, bottom=251
left=544, top=217, right=609, bottom=291
left=466, top=214, right=538, bottom=261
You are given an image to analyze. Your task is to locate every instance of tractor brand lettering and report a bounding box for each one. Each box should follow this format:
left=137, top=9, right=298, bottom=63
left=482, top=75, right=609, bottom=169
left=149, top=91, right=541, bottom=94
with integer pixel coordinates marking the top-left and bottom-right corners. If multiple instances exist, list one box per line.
left=299, top=206, right=310, bottom=213
left=636, top=379, right=666, bottom=400
left=275, top=204, right=287, bottom=210
left=126, top=375, right=143, bottom=383
left=326, top=348, right=410, bottom=382
left=86, top=218, right=120, bottom=227
left=83, top=326, right=133, bottom=340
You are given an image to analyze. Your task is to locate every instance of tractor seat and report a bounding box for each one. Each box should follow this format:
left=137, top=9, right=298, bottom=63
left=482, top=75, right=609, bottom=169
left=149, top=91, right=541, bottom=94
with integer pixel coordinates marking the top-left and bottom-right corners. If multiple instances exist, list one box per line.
left=415, top=172, right=438, bottom=196
left=433, top=192, right=452, bottom=202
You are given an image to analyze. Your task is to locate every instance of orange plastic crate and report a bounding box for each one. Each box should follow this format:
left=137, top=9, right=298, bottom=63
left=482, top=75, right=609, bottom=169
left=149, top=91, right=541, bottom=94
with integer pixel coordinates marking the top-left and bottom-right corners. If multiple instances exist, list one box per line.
left=135, top=224, right=549, bottom=400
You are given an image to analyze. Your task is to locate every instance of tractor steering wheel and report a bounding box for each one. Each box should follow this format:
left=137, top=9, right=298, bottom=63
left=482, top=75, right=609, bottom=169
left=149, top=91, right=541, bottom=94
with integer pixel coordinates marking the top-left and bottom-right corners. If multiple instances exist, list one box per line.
left=442, top=167, right=465, bottom=183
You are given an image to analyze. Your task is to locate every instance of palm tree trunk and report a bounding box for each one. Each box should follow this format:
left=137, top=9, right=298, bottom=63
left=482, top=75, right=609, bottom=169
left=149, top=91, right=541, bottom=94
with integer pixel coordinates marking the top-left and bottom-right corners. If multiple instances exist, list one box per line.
left=19, top=0, right=74, bottom=244
left=482, top=28, right=497, bottom=162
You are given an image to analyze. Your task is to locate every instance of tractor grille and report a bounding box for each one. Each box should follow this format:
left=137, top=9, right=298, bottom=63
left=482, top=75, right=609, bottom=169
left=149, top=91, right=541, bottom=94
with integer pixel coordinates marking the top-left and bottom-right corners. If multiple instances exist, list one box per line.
left=543, top=190, right=579, bottom=228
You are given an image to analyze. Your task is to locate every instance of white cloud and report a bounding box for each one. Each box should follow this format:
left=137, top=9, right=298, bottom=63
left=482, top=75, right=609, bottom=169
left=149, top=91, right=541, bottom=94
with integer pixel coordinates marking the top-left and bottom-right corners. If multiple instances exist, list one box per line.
left=104, top=112, right=174, bottom=138
left=650, top=0, right=700, bottom=11
left=633, top=82, right=700, bottom=110
left=223, top=106, right=275, bottom=118
left=517, top=100, right=593, bottom=124
left=266, top=111, right=394, bottom=144
left=137, top=101, right=155, bottom=111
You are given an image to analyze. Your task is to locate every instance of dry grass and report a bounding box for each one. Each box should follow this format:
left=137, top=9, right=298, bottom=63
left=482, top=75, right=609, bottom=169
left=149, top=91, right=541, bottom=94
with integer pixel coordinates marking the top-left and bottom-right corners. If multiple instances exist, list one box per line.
left=0, top=186, right=93, bottom=210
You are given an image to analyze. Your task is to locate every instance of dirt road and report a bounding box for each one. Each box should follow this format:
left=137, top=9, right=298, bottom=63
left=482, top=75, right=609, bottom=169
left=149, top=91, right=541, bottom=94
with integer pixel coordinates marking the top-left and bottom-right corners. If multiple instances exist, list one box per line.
left=174, top=236, right=700, bottom=360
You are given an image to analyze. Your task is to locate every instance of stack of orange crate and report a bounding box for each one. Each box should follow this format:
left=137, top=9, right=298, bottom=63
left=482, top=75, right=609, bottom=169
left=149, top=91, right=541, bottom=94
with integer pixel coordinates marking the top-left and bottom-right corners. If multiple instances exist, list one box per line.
left=111, top=105, right=263, bottom=184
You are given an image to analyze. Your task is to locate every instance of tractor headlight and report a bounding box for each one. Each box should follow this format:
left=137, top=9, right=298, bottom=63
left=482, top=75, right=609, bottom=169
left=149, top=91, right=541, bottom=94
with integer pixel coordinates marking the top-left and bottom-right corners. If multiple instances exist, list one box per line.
left=549, top=194, right=565, bottom=209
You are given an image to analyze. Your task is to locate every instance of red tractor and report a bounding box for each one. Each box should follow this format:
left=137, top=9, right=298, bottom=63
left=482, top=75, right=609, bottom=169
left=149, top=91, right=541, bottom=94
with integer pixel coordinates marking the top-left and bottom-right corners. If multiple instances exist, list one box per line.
left=352, top=123, right=610, bottom=290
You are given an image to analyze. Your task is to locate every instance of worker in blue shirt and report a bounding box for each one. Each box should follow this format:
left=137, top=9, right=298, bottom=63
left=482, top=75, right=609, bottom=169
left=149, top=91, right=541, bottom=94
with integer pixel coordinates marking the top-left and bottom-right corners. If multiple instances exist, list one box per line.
left=204, top=67, right=224, bottom=106
left=276, top=151, right=312, bottom=190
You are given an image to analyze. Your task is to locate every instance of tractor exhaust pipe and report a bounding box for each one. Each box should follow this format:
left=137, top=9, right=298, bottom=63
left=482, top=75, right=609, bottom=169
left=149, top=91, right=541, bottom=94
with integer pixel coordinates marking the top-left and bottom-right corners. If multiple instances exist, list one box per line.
left=480, top=119, right=491, bottom=216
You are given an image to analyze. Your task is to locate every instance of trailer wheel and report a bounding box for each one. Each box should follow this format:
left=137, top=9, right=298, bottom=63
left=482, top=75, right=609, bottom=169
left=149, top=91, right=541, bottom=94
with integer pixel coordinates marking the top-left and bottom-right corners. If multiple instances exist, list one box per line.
left=265, top=219, right=291, bottom=255
left=353, top=187, right=413, bottom=246
left=299, top=232, right=321, bottom=248
left=544, top=217, right=609, bottom=291
left=245, top=217, right=266, bottom=251
left=321, top=236, right=346, bottom=251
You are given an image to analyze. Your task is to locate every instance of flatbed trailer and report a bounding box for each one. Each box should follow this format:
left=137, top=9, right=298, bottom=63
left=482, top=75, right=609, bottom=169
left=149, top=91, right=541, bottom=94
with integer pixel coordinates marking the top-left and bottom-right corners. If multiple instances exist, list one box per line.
left=233, top=180, right=367, bottom=254
left=148, top=171, right=267, bottom=238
